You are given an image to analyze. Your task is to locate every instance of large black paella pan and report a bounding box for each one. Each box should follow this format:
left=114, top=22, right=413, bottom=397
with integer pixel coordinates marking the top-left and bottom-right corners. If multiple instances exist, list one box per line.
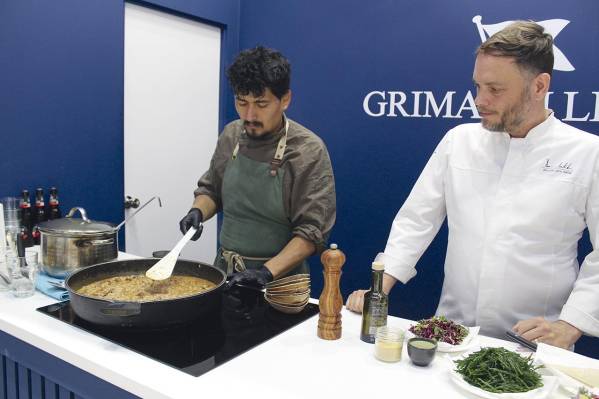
left=65, top=258, right=226, bottom=328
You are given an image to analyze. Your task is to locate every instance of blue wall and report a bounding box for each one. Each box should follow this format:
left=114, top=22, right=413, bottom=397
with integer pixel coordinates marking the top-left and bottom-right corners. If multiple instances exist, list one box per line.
left=2, top=0, right=598, bottom=357
left=238, top=0, right=599, bottom=356
left=0, top=0, right=239, bottom=226
left=1, top=0, right=125, bottom=225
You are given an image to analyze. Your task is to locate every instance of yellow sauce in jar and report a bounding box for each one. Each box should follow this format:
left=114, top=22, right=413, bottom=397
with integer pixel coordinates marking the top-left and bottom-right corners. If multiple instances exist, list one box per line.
left=374, top=326, right=404, bottom=362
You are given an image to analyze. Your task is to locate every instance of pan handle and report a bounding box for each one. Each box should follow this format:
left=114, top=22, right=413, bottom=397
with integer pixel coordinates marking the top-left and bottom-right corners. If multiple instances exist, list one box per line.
left=100, top=302, right=142, bottom=317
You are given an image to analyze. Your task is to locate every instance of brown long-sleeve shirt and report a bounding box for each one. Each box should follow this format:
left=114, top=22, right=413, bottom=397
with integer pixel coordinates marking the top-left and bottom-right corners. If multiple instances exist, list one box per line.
left=194, top=117, right=336, bottom=252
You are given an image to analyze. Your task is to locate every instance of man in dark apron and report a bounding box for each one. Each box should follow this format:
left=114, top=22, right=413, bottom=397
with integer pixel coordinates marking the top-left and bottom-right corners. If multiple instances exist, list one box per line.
left=179, top=46, right=336, bottom=289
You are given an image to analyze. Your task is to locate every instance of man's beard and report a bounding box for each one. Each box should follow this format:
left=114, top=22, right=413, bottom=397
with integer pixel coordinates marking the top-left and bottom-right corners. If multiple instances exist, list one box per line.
left=480, top=87, right=530, bottom=133
left=244, top=121, right=278, bottom=140
left=244, top=121, right=266, bottom=139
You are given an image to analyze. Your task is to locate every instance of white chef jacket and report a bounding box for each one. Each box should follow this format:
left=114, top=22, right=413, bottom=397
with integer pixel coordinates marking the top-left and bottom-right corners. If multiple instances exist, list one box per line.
left=377, top=113, right=599, bottom=339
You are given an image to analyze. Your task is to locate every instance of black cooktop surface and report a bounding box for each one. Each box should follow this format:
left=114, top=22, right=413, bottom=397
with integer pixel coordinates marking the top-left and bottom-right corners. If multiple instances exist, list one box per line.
left=37, top=286, right=319, bottom=377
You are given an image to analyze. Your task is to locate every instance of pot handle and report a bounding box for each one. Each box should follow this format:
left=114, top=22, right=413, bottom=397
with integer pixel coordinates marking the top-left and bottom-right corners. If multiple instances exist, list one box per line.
left=66, top=207, right=91, bottom=223
left=75, top=238, right=115, bottom=247
left=89, top=238, right=114, bottom=246
left=100, top=302, right=142, bottom=317
left=115, top=196, right=162, bottom=231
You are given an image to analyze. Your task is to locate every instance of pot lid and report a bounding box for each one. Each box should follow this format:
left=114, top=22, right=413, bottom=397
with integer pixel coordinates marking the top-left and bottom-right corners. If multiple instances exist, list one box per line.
left=38, top=207, right=116, bottom=235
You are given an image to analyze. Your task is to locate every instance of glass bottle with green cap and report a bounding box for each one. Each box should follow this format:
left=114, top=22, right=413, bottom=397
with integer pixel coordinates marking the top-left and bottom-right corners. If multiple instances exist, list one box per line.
left=360, top=261, right=388, bottom=343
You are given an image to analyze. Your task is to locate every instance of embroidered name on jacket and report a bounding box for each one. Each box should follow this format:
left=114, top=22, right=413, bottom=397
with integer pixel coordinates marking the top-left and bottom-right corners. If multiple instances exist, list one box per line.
left=543, top=159, right=573, bottom=174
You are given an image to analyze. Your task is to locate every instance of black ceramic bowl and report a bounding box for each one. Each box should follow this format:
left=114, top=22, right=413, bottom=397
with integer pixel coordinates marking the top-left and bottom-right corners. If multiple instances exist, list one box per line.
left=407, top=337, right=437, bottom=366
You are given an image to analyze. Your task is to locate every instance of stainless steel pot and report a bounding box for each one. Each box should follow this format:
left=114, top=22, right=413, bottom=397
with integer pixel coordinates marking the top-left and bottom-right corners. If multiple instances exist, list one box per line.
left=39, top=207, right=118, bottom=277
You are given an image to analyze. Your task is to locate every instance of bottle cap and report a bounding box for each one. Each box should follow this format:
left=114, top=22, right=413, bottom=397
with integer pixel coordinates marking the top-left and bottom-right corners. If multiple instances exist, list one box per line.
left=372, top=261, right=384, bottom=271
left=330, top=243, right=338, bottom=250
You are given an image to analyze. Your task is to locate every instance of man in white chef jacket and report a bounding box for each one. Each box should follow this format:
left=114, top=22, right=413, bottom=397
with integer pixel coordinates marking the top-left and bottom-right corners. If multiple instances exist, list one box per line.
left=347, top=21, right=599, bottom=349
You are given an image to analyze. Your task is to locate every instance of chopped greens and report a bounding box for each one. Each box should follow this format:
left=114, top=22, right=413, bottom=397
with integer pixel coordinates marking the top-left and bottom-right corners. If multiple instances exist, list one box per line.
left=455, top=347, right=543, bottom=393
left=409, top=316, right=468, bottom=345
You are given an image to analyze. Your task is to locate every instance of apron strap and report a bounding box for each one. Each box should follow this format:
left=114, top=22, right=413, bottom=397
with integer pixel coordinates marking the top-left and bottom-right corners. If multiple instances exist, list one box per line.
left=221, top=249, right=271, bottom=275
left=234, top=118, right=289, bottom=176
left=270, top=119, right=289, bottom=177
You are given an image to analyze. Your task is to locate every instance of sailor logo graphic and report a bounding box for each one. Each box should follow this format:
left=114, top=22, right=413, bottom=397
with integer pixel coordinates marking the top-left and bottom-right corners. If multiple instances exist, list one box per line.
left=472, top=15, right=575, bottom=72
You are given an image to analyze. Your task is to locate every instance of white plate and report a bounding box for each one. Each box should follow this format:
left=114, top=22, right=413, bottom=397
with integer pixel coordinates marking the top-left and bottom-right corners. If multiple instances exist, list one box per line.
left=534, top=343, right=599, bottom=396
left=542, top=363, right=599, bottom=396
left=406, top=325, right=480, bottom=353
left=449, top=365, right=558, bottom=399
left=449, top=369, right=558, bottom=399
left=445, top=352, right=558, bottom=399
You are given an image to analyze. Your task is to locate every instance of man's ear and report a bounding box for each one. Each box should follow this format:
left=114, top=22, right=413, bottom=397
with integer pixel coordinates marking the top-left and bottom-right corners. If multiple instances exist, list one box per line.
left=282, top=90, right=292, bottom=111
left=533, top=73, right=551, bottom=100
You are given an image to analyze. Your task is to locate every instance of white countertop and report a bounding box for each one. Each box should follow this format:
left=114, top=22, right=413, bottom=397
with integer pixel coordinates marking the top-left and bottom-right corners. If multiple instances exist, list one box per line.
left=0, top=255, right=576, bottom=399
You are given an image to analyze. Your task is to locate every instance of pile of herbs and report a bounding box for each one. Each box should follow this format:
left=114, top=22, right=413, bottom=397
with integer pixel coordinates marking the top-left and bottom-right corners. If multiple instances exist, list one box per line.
left=455, top=347, right=543, bottom=393
left=409, top=316, right=468, bottom=345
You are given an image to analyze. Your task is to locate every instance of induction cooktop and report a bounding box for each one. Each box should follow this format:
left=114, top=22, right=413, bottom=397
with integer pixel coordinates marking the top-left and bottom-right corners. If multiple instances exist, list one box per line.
left=37, top=286, right=319, bottom=377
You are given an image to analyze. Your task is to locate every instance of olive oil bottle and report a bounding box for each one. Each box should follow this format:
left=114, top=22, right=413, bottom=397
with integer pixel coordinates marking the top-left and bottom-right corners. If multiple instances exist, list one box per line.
left=360, top=261, right=388, bottom=343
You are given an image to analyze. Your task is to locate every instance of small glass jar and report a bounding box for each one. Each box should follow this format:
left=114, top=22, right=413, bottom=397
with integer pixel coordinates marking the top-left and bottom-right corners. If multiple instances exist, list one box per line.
left=0, top=257, right=9, bottom=292
left=374, top=326, right=404, bottom=362
left=6, top=250, right=39, bottom=298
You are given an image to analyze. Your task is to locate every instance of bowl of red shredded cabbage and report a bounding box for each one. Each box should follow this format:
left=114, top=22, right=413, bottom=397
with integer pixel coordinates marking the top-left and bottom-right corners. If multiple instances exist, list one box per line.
left=409, top=316, right=469, bottom=345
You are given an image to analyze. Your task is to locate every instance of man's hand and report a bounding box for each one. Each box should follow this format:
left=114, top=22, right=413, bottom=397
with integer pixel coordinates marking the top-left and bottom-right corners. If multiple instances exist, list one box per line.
left=345, top=289, right=368, bottom=313
left=345, top=273, right=398, bottom=313
left=226, top=265, right=274, bottom=289
left=179, top=208, right=203, bottom=241
left=512, top=317, right=582, bottom=349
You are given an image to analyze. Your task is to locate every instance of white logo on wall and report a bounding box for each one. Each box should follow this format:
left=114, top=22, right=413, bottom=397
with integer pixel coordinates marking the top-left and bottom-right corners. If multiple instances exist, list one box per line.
left=473, top=15, right=574, bottom=72
left=363, top=16, right=598, bottom=122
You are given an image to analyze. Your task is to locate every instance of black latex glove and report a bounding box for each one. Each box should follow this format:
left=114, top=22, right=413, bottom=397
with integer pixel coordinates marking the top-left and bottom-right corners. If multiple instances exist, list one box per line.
left=226, top=265, right=274, bottom=290
left=179, top=208, right=203, bottom=241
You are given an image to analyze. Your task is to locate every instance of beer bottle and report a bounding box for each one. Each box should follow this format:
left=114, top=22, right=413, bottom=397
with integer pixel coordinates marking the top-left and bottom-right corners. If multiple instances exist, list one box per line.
left=48, top=187, right=61, bottom=220
left=19, top=190, right=33, bottom=247
left=32, top=188, right=47, bottom=245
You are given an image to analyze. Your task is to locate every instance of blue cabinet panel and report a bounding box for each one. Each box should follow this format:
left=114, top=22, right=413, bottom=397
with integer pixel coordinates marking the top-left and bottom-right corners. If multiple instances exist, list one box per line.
left=0, top=356, right=5, bottom=399
left=0, top=355, right=72, bottom=399
left=0, top=331, right=139, bottom=399
left=30, top=370, right=44, bottom=399
left=58, top=386, right=72, bottom=399
left=17, top=365, right=29, bottom=399
left=5, top=358, right=17, bottom=399
left=44, top=381, right=59, bottom=399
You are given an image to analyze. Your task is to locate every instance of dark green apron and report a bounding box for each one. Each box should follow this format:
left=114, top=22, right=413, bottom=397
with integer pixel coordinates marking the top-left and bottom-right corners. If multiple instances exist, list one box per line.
left=214, top=121, right=309, bottom=277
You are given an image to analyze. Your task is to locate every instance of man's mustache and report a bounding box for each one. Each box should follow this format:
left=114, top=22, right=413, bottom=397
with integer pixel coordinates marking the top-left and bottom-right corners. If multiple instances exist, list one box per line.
left=476, top=107, right=494, bottom=114
left=244, top=121, right=263, bottom=128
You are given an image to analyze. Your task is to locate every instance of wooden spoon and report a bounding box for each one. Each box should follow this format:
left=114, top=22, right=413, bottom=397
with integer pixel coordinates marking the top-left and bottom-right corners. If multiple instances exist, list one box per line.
left=145, top=227, right=196, bottom=281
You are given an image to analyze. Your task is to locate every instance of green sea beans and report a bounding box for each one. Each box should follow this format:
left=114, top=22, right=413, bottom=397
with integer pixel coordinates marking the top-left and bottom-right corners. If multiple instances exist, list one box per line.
left=455, top=347, right=543, bottom=393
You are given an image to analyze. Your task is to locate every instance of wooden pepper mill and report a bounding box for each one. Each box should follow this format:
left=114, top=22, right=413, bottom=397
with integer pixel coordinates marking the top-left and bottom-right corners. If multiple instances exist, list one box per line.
left=318, top=243, right=346, bottom=340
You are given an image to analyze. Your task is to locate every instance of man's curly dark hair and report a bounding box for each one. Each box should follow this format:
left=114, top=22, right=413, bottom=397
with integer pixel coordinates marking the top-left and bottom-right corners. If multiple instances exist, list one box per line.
left=226, top=46, right=291, bottom=99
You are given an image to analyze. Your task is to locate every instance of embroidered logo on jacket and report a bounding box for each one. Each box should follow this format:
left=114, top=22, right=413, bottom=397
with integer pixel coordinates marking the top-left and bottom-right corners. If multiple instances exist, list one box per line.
left=543, top=159, right=573, bottom=174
